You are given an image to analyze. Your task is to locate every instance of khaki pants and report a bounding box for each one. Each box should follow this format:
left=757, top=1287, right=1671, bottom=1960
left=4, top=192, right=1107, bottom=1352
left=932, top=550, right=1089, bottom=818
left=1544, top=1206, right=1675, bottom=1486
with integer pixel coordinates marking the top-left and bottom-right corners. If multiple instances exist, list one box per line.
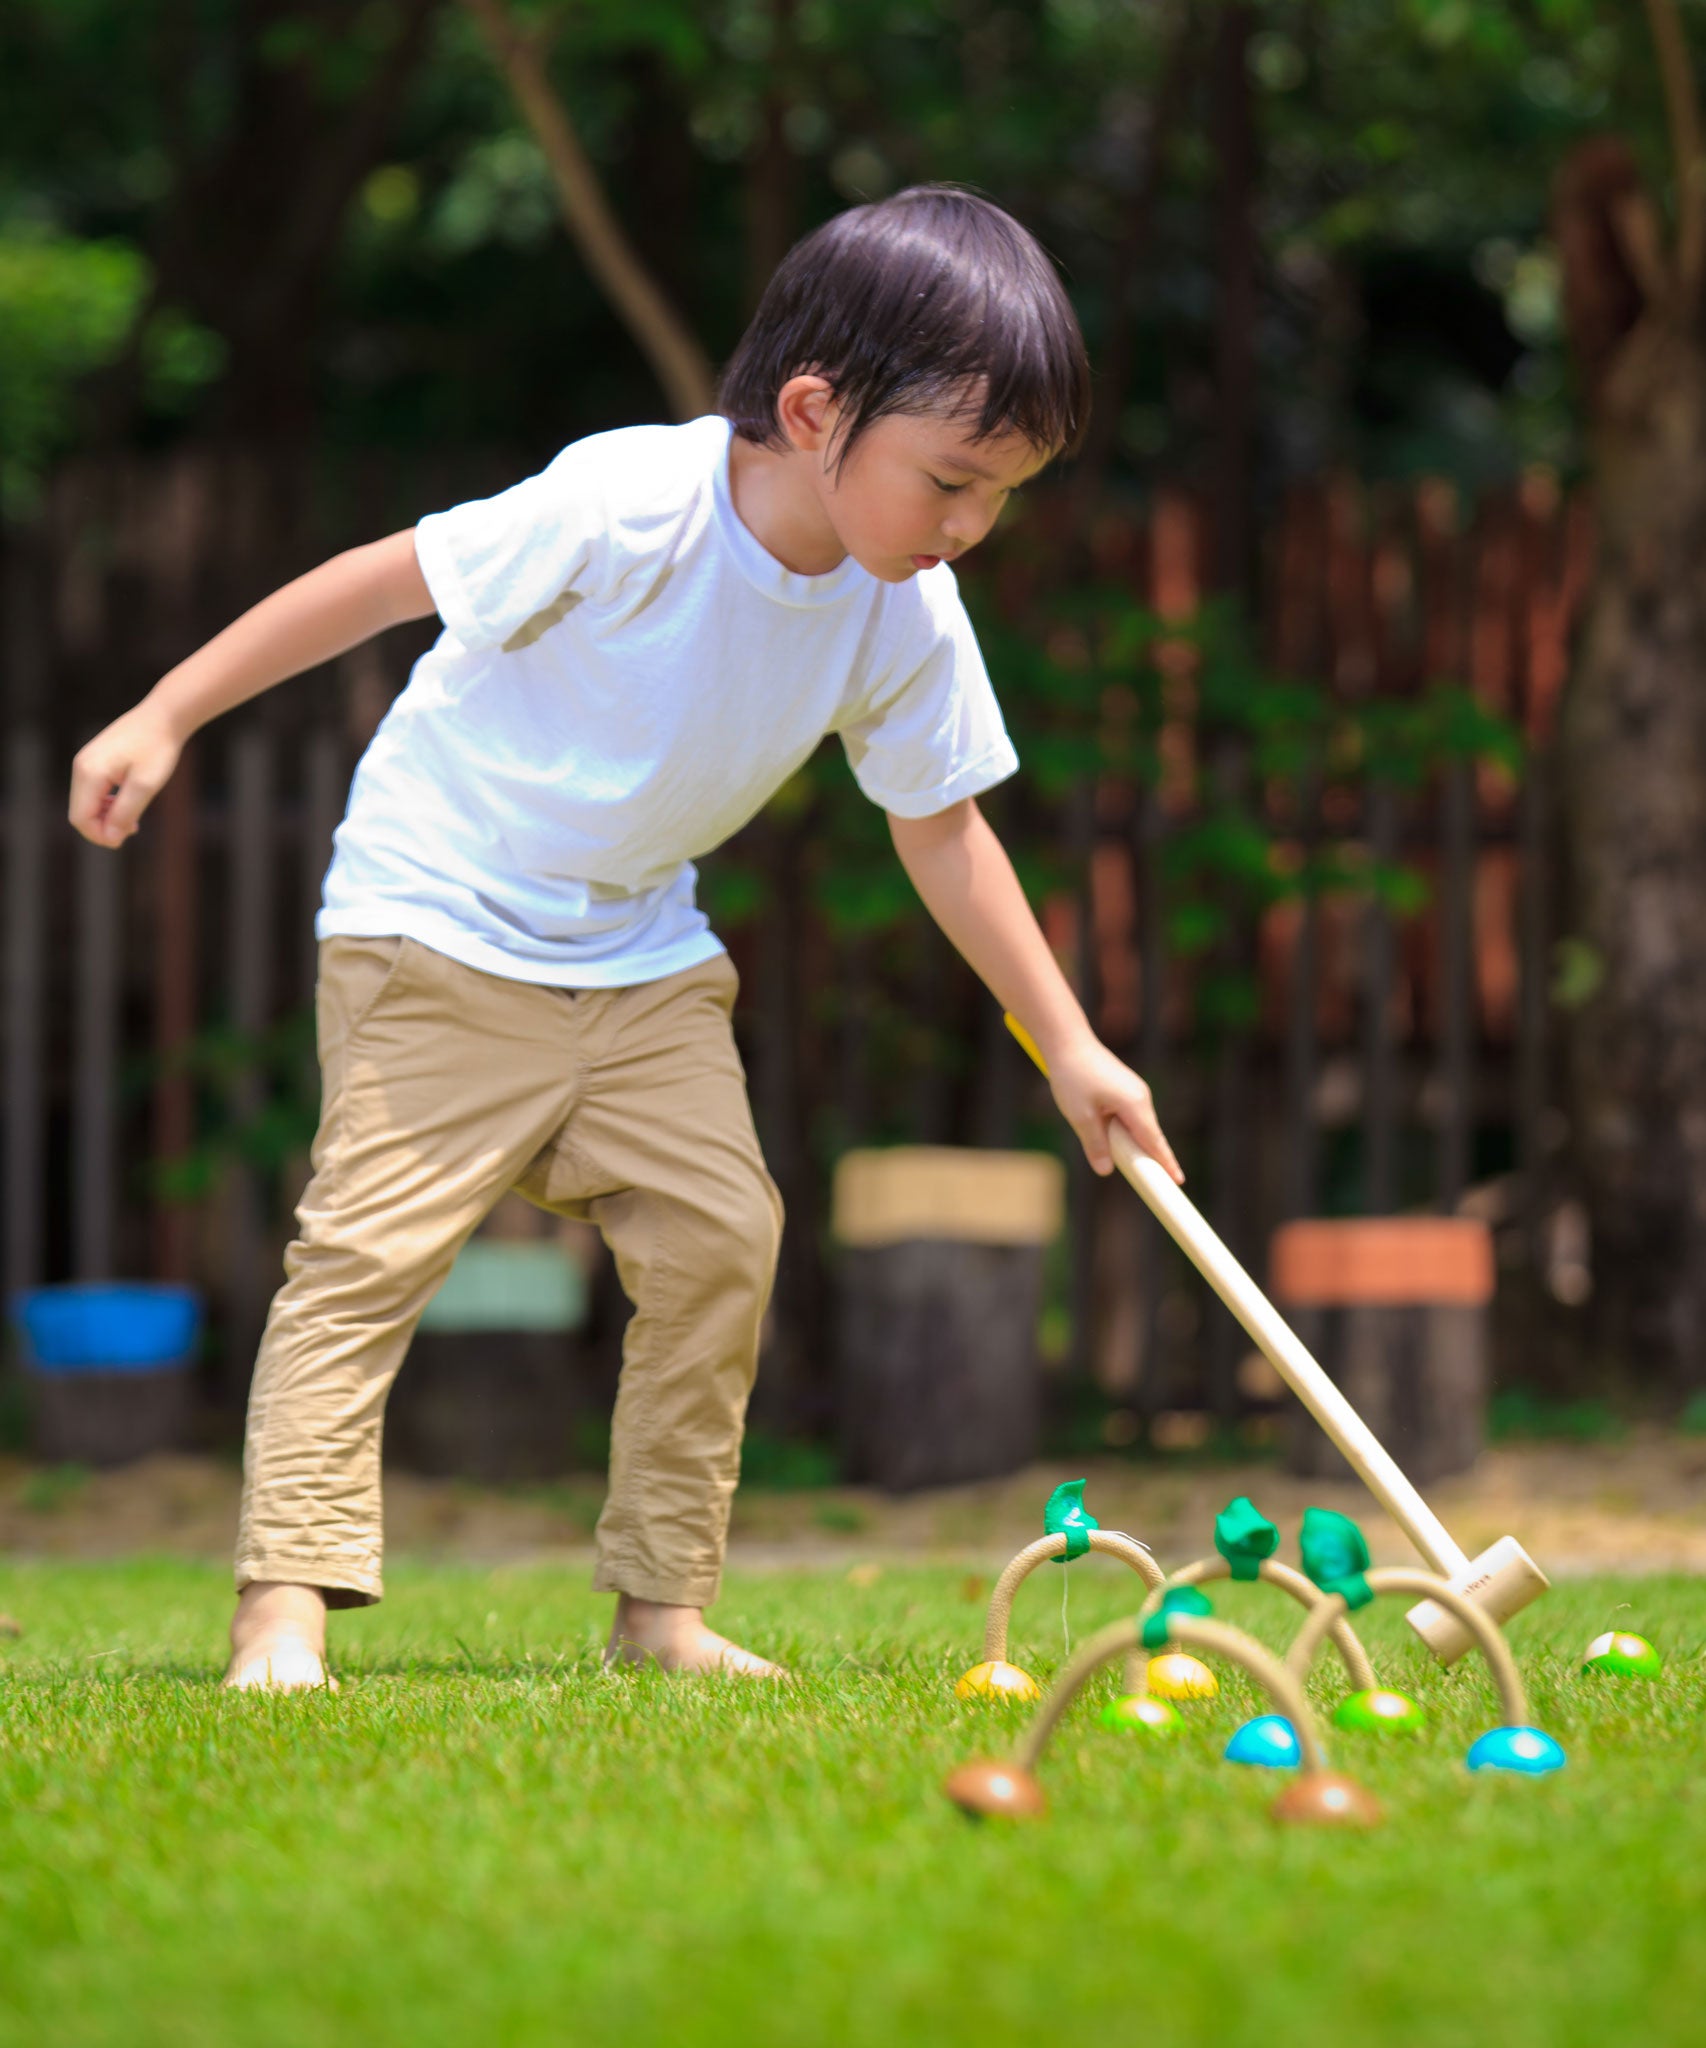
left=235, top=936, right=783, bottom=1609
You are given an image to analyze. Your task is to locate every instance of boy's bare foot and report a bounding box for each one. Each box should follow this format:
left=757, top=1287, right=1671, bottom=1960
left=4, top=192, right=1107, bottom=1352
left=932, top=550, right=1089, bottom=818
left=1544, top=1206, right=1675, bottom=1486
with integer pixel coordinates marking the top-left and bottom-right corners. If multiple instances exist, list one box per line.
left=605, top=1595, right=788, bottom=1679
left=224, top=1580, right=338, bottom=1692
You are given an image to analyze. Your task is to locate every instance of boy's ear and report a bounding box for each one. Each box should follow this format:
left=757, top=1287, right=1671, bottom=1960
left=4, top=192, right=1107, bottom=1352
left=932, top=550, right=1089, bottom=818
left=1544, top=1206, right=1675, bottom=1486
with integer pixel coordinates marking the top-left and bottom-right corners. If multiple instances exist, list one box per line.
left=775, top=374, right=837, bottom=455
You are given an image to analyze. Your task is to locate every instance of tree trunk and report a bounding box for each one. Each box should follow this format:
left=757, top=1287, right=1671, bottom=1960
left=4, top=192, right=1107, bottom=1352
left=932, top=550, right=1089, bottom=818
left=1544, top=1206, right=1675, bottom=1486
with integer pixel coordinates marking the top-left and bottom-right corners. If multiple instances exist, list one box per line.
left=89, top=0, right=438, bottom=450
left=1560, top=322, right=1706, bottom=1394
left=1208, top=0, right=1259, bottom=601
left=461, top=0, right=717, bottom=421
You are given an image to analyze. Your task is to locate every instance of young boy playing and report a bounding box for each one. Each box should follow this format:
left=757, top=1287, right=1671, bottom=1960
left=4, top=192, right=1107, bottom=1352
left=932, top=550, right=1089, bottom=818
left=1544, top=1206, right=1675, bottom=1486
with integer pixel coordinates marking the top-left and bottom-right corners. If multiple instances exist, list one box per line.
left=69, top=185, right=1181, bottom=1688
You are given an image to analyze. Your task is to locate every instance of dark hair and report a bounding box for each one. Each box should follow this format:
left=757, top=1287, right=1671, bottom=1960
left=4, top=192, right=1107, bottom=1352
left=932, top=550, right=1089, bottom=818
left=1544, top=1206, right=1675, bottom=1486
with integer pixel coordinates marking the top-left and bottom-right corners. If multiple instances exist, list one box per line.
left=719, top=185, right=1090, bottom=466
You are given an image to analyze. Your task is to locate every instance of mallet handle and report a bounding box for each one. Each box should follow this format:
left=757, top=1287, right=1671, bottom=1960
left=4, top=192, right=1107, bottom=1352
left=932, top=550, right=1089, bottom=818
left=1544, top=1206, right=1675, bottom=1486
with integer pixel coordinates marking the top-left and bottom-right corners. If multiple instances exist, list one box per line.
left=1107, top=1126, right=1468, bottom=1576
left=1001, top=1013, right=1467, bottom=1577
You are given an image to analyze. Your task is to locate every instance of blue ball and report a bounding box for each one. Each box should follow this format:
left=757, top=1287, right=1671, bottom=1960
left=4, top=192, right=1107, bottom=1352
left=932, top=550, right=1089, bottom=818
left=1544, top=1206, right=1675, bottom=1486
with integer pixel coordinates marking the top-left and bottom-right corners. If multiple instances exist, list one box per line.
left=1224, top=1714, right=1302, bottom=1769
left=1465, top=1726, right=1567, bottom=1776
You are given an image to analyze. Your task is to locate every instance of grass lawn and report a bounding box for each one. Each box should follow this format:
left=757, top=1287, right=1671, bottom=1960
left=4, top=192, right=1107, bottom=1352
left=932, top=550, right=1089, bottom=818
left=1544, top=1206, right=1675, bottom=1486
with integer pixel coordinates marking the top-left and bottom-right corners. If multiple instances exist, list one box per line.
left=0, top=1559, right=1701, bottom=2048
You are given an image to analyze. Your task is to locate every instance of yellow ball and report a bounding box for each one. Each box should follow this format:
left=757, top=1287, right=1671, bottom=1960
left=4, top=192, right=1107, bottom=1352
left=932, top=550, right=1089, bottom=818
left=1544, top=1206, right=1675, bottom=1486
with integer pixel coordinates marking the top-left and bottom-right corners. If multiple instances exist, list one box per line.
left=955, top=1659, right=1042, bottom=1702
left=1145, top=1652, right=1219, bottom=1701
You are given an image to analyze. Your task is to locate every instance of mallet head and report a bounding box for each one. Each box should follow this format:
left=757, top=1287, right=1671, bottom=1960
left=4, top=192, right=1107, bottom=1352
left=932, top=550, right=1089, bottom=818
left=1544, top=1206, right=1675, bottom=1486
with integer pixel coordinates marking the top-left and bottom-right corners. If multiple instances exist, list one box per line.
left=1404, top=1535, right=1550, bottom=1664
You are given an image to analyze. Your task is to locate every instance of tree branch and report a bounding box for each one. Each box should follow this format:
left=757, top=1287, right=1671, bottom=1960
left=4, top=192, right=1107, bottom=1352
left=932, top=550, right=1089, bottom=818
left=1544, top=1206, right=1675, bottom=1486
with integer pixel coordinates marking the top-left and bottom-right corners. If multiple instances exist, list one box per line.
left=1643, top=0, right=1706, bottom=315
left=459, top=0, right=717, bottom=421
left=1611, top=188, right=1675, bottom=311
left=1554, top=137, right=1663, bottom=409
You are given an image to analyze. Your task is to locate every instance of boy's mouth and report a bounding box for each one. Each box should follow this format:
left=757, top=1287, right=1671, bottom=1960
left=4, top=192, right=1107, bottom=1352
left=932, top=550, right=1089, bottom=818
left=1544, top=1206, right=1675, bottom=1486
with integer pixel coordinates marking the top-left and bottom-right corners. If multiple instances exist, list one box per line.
left=910, top=554, right=943, bottom=571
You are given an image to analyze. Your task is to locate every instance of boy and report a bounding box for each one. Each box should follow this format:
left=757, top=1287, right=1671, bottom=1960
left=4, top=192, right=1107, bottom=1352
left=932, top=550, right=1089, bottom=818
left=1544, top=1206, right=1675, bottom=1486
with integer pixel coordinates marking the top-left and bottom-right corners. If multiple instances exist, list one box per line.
left=69, top=185, right=1181, bottom=1688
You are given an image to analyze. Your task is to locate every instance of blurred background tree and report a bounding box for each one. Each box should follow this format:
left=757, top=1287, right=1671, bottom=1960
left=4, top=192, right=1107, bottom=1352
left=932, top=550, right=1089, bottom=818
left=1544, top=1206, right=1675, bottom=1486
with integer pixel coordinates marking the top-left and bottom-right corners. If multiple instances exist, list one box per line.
left=0, top=0, right=1658, bottom=498
left=1554, top=0, right=1706, bottom=1398
left=3, top=0, right=1699, bottom=1415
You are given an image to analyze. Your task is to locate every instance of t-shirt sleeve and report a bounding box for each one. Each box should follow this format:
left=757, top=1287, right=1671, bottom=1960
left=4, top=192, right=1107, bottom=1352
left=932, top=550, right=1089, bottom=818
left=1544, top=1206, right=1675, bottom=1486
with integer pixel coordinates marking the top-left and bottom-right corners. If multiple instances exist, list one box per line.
left=835, top=576, right=1019, bottom=817
left=412, top=440, right=609, bottom=653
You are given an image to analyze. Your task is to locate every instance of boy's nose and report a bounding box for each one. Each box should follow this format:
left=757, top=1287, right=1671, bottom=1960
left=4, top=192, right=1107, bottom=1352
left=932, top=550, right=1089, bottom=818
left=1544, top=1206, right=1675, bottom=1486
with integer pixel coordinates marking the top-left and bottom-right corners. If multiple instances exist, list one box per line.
left=943, top=508, right=997, bottom=550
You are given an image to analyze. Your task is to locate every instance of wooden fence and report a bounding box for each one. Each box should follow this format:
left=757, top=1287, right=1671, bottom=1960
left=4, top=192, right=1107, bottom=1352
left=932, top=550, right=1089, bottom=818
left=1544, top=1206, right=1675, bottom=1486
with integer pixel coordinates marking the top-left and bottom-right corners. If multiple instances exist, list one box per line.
left=1048, top=473, right=1594, bottom=1428
left=0, top=447, right=1596, bottom=1439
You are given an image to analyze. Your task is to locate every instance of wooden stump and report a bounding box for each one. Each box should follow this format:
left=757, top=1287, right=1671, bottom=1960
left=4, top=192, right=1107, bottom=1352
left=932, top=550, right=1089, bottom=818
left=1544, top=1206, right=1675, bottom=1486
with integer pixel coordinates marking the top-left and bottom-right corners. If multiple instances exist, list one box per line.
left=28, top=1366, right=190, bottom=1467
left=384, top=1239, right=588, bottom=1484
left=832, top=1148, right=1064, bottom=1493
left=385, top=1330, right=580, bottom=1483
left=1270, top=1218, right=1495, bottom=1487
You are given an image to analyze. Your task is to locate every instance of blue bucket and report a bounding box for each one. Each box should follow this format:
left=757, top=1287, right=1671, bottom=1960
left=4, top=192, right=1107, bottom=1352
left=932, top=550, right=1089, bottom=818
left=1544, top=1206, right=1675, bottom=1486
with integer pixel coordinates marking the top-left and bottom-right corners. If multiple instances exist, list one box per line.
left=11, top=1284, right=203, bottom=1375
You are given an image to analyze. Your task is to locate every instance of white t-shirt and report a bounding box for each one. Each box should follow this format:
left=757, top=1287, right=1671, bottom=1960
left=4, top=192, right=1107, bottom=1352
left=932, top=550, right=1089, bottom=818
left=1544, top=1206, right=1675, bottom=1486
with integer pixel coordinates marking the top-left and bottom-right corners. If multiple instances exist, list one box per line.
left=317, top=415, right=1018, bottom=986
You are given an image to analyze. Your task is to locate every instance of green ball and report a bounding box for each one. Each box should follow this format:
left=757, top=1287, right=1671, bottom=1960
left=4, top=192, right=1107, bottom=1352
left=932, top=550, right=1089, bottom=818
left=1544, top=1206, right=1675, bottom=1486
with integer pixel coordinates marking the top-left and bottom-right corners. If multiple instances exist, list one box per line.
left=1332, top=1688, right=1427, bottom=1736
left=1100, top=1693, right=1183, bottom=1736
left=1158, top=1584, right=1215, bottom=1621
left=1584, top=1630, right=1662, bottom=1680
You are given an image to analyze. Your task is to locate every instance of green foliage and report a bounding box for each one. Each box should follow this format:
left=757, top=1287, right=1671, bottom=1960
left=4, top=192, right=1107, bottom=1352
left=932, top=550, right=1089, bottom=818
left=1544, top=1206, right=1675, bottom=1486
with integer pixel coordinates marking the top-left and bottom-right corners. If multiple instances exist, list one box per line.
left=1489, top=1388, right=1631, bottom=1445
left=967, top=580, right=1523, bottom=1029
left=140, top=1010, right=319, bottom=1207
left=811, top=1497, right=867, bottom=1533
left=1, top=0, right=1658, bottom=478
left=18, top=1462, right=91, bottom=1514
left=0, top=225, right=226, bottom=507
left=738, top=1428, right=838, bottom=1490
left=1552, top=935, right=1606, bottom=1011
left=0, top=233, right=142, bottom=506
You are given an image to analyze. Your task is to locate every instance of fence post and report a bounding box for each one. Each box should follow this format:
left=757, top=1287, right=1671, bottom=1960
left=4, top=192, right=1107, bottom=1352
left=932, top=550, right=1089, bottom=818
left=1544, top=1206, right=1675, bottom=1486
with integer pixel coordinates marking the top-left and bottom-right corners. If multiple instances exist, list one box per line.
left=3, top=730, right=48, bottom=1303
left=226, top=728, right=275, bottom=1393
left=1273, top=485, right=1327, bottom=1226
left=73, top=835, right=122, bottom=1278
left=151, top=756, right=199, bottom=1281
left=1417, top=479, right=1474, bottom=1215
left=302, top=726, right=347, bottom=1003
left=1134, top=772, right=1167, bottom=1410
left=1362, top=780, right=1400, bottom=1214
left=1437, top=758, right=1476, bottom=1211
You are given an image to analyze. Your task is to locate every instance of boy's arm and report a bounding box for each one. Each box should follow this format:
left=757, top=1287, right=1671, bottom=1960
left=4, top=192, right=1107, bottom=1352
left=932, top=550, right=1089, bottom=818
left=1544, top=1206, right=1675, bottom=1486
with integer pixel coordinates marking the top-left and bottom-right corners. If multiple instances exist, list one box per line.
left=69, top=529, right=436, bottom=848
left=888, top=796, right=1183, bottom=1183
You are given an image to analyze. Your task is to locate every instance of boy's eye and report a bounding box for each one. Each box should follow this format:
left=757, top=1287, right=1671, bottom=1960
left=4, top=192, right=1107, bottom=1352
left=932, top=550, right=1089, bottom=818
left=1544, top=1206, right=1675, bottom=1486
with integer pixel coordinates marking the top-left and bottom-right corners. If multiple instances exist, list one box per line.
left=931, top=474, right=1022, bottom=498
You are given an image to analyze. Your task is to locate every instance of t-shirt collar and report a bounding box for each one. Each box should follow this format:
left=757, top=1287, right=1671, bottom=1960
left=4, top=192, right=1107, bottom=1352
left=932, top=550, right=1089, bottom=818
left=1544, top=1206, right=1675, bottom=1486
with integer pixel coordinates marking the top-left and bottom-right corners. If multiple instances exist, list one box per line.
left=709, top=417, right=870, bottom=609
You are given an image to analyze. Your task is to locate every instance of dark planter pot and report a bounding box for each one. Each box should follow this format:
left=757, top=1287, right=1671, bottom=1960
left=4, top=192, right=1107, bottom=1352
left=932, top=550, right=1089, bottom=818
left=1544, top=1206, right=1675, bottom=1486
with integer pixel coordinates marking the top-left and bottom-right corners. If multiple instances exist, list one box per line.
left=10, top=1284, right=202, bottom=1468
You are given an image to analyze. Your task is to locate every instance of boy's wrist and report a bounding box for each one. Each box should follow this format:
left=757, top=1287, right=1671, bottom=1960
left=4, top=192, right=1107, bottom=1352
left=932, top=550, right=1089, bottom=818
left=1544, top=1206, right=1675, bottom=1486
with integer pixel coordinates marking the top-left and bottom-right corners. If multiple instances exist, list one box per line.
left=1032, top=1010, right=1098, bottom=1069
left=141, top=675, right=203, bottom=750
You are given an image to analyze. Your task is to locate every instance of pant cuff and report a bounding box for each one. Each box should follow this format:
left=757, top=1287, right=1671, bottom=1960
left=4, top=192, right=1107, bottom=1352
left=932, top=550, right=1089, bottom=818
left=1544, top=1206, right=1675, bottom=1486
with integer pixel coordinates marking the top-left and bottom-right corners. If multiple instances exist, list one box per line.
left=592, top=1557, right=723, bottom=1608
left=235, top=1555, right=383, bottom=1609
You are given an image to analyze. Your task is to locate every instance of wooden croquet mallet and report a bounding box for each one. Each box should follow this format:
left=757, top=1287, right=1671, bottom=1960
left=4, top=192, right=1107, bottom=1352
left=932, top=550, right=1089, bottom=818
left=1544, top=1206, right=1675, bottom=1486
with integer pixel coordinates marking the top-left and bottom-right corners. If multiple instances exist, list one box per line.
left=1002, top=1012, right=1549, bottom=1662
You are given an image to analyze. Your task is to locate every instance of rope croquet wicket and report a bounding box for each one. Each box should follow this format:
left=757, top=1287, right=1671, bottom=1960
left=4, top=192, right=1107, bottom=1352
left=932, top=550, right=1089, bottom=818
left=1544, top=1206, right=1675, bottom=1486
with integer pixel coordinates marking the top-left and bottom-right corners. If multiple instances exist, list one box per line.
left=1123, top=1555, right=1378, bottom=1699
left=944, top=1611, right=1382, bottom=1827
left=1287, top=1510, right=1565, bottom=1774
left=956, top=1529, right=1166, bottom=1702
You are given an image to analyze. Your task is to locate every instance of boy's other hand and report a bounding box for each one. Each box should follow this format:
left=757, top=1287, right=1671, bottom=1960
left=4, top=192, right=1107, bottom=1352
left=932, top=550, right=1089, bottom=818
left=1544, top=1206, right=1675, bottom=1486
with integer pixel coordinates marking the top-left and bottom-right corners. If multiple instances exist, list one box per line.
left=1046, top=1034, right=1184, bottom=1186
left=69, top=703, right=184, bottom=848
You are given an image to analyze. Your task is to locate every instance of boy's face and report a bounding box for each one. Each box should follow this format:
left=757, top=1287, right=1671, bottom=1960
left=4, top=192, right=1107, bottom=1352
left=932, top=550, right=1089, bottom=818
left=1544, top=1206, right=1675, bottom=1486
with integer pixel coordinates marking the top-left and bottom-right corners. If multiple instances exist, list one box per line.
left=788, top=382, right=1054, bottom=583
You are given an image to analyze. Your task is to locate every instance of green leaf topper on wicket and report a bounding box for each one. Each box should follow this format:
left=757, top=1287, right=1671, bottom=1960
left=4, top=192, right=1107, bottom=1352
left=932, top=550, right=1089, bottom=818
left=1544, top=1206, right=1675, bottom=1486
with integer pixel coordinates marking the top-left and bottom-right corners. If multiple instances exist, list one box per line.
left=1043, top=1479, right=1098, bottom=1562
left=1140, top=1584, right=1215, bottom=1651
left=1214, top=1495, right=1280, bottom=1580
left=1300, top=1506, right=1375, bottom=1610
